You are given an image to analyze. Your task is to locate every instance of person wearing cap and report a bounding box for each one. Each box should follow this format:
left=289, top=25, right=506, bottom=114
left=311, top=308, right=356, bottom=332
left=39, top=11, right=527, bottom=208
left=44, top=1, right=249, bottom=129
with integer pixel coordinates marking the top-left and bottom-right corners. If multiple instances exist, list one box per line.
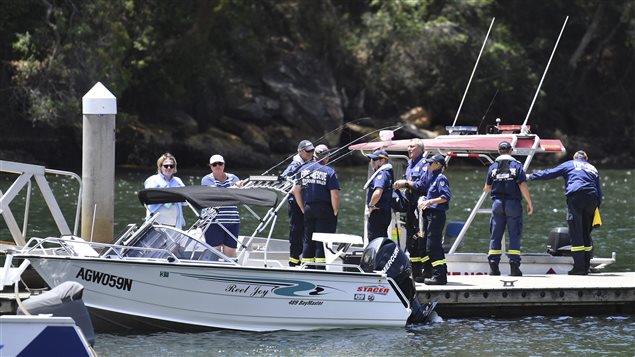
left=393, top=138, right=432, bottom=281
left=364, top=149, right=394, bottom=241
left=281, top=139, right=315, bottom=266
left=144, top=153, right=186, bottom=229
left=292, top=144, right=340, bottom=269
left=483, top=141, right=533, bottom=277
left=528, top=150, right=602, bottom=275
left=417, top=154, right=452, bottom=285
left=201, top=154, right=243, bottom=257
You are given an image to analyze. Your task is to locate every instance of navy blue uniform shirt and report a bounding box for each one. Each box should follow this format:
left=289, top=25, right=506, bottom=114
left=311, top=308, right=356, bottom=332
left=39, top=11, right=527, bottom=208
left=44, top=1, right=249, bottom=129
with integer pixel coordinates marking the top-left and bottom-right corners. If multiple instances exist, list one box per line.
left=297, top=161, right=340, bottom=204
left=529, top=158, right=602, bottom=206
left=486, top=155, right=527, bottom=201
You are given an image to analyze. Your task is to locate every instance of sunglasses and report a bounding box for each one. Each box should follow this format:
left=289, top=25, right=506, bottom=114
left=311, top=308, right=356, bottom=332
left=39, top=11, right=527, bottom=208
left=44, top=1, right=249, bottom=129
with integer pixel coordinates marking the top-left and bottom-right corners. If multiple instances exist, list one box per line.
left=210, top=162, right=224, bottom=167
left=371, top=158, right=381, bottom=161
left=162, top=164, right=175, bottom=169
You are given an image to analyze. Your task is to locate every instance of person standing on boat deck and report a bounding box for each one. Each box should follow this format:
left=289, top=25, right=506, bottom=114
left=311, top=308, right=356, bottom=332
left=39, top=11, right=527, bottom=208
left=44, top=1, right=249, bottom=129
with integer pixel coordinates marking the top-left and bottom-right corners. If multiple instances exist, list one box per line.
left=281, top=139, right=315, bottom=267
left=201, top=154, right=243, bottom=257
left=292, top=144, right=340, bottom=269
left=528, top=150, right=602, bottom=275
left=483, top=141, right=533, bottom=277
left=364, top=149, right=394, bottom=241
left=417, top=154, right=451, bottom=285
left=393, top=139, right=431, bottom=282
left=144, top=153, right=186, bottom=229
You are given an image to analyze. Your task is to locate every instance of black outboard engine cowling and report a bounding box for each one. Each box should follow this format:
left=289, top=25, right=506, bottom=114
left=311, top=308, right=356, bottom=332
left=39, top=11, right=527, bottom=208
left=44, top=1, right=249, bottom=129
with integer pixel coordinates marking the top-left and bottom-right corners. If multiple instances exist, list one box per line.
left=547, top=227, right=572, bottom=256
left=360, top=238, right=437, bottom=324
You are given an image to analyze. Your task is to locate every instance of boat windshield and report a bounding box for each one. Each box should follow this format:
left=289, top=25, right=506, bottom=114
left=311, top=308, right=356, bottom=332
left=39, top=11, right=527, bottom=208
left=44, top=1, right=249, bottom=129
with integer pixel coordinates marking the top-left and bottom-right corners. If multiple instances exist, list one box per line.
left=118, top=226, right=225, bottom=262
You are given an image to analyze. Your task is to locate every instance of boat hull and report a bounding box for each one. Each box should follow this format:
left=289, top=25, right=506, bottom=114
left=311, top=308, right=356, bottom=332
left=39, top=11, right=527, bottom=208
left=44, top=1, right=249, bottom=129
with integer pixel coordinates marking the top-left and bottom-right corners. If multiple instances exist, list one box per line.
left=25, top=256, right=410, bottom=332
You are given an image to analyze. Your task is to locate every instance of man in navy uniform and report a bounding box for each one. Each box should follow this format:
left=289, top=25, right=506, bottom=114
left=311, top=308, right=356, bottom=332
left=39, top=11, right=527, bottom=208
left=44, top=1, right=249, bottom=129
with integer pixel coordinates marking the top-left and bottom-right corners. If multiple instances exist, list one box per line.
left=364, top=149, right=394, bottom=241
left=417, top=154, right=452, bottom=285
left=484, top=141, right=533, bottom=276
left=529, top=150, right=602, bottom=275
left=393, top=139, right=431, bottom=281
left=292, top=144, right=340, bottom=269
left=281, top=139, right=315, bottom=266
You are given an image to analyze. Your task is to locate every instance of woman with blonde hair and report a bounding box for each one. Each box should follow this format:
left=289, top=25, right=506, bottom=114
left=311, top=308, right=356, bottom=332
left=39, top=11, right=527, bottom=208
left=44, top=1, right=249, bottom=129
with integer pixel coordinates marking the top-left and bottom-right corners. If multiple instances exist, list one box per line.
left=144, top=153, right=186, bottom=229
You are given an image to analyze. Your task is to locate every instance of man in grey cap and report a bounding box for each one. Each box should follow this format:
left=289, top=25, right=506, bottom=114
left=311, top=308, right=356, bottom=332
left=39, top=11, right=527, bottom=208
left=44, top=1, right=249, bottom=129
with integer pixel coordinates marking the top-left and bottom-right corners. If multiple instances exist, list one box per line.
left=281, top=140, right=315, bottom=266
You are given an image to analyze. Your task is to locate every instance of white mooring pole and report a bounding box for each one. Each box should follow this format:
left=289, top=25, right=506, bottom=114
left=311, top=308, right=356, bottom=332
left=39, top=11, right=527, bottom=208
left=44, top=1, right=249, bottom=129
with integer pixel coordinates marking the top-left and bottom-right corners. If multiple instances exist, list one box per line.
left=81, top=82, right=116, bottom=243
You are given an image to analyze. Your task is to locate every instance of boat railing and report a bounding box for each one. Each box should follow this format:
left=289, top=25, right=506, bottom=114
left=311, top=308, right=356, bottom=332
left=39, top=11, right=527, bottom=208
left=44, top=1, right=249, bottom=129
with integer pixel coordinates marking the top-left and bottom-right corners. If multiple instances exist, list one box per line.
left=20, top=235, right=239, bottom=265
left=1, top=160, right=82, bottom=246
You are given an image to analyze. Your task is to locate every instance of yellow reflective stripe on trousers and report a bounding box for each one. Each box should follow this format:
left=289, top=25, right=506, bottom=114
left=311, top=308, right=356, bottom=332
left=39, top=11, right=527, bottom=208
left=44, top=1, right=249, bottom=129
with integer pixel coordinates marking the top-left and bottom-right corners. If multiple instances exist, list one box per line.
left=508, top=250, right=521, bottom=255
left=315, top=258, right=326, bottom=263
left=431, top=259, right=446, bottom=267
left=584, top=246, right=593, bottom=252
left=410, top=257, right=421, bottom=263
left=571, top=246, right=586, bottom=252
left=488, top=250, right=502, bottom=255
left=421, top=256, right=430, bottom=263
left=302, top=257, right=315, bottom=263
left=289, top=257, right=300, bottom=264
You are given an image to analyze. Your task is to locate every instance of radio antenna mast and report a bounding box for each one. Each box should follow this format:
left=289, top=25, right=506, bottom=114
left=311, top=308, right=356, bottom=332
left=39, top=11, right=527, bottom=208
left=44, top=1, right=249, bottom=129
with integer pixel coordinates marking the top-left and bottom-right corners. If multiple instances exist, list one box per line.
left=522, top=16, right=569, bottom=129
left=452, top=17, right=496, bottom=127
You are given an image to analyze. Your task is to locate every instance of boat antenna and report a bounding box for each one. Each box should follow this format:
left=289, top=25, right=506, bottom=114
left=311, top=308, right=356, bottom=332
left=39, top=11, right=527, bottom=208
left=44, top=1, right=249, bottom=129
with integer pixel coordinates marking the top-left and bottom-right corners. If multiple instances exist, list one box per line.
left=477, top=88, right=499, bottom=133
left=261, top=117, right=370, bottom=175
left=522, top=16, right=569, bottom=129
left=452, top=17, right=496, bottom=127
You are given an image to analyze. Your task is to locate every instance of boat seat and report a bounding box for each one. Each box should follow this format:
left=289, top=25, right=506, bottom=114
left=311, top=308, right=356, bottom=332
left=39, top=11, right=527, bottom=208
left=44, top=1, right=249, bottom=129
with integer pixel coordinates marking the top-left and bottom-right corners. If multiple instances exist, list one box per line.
left=443, top=221, right=465, bottom=253
left=312, top=233, right=363, bottom=269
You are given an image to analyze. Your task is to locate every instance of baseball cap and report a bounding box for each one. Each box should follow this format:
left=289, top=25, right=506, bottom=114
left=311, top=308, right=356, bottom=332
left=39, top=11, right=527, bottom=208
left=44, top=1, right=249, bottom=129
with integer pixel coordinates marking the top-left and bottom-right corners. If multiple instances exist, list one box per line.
left=209, top=154, right=225, bottom=164
left=426, top=154, right=447, bottom=167
left=574, top=150, right=588, bottom=160
left=297, top=140, right=314, bottom=152
left=368, top=149, right=389, bottom=160
left=314, top=144, right=330, bottom=160
left=498, top=141, right=512, bottom=151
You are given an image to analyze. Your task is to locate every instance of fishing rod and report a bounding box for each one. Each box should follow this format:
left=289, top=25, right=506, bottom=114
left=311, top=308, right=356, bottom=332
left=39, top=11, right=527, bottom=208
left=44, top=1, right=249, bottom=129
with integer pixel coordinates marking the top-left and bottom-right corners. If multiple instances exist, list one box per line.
left=522, top=16, right=569, bottom=129
left=261, top=117, right=370, bottom=175
left=477, top=89, right=499, bottom=133
left=291, top=124, right=403, bottom=183
left=264, top=123, right=401, bottom=177
left=452, top=17, right=496, bottom=127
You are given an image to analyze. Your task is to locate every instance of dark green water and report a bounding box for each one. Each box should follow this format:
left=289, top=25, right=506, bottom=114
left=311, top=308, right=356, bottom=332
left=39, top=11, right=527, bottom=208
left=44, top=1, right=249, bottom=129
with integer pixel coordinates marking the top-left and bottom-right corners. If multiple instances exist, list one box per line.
left=2, top=166, right=633, bottom=355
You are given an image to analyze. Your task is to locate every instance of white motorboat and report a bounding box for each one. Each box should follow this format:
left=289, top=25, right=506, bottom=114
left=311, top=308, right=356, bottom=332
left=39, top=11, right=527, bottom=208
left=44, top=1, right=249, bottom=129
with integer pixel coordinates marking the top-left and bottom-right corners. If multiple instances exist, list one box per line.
left=349, top=124, right=616, bottom=275
left=9, top=184, right=436, bottom=332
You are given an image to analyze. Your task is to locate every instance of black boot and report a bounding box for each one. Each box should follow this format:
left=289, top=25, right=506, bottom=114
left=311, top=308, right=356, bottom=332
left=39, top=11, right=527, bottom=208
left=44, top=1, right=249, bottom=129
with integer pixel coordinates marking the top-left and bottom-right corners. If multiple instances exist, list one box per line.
left=411, top=262, right=422, bottom=282
left=509, top=261, right=522, bottom=276
left=422, top=261, right=433, bottom=279
left=489, top=262, right=500, bottom=276
left=424, top=265, right=447, bottom=285
left=584, top=251, right=592, bottom=274
left=568, top=251, right=588, bottom=275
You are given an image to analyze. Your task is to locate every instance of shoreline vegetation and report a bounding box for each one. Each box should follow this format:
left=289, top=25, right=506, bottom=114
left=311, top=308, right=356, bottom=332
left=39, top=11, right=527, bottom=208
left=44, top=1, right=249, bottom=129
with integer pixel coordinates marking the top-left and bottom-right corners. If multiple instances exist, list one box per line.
left=1, top=1, right=633, bottom=169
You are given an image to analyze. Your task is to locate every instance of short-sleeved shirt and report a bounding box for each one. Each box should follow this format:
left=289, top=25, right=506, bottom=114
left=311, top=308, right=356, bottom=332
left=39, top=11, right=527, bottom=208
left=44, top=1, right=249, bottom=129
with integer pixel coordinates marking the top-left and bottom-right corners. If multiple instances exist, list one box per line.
left=486, top=155, right=527, bottom=201
left=296, top=162, right=340, bottom=205
left=366, top=168, right=394, bottom=210
left=201, top=173, right=241, bottom=223
left=282, top=154, right=309, bottom=203
left=424, top=170, right=451, bottom=211
left=404, top=155, right=430, bottom=205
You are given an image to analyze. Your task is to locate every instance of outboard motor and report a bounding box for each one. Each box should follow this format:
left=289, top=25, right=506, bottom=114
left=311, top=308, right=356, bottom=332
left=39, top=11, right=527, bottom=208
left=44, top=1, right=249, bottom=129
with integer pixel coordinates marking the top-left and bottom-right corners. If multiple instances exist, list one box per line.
left=17, top=281, right=95, bottom=346
left=360, top=238, right=437, bottom=324
left=546, top=227, right=572, bottom=256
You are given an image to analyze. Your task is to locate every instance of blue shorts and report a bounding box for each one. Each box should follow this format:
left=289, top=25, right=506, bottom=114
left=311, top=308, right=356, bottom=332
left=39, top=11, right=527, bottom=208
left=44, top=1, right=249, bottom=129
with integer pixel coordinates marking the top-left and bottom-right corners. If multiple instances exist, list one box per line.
left=204, top=222, right=240, bottom=248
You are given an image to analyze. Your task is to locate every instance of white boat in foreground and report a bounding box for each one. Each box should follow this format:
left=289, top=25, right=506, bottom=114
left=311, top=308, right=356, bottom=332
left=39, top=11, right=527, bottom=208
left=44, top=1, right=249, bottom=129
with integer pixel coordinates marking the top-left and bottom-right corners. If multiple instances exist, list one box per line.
left=9, top=183, right=436, bottom=332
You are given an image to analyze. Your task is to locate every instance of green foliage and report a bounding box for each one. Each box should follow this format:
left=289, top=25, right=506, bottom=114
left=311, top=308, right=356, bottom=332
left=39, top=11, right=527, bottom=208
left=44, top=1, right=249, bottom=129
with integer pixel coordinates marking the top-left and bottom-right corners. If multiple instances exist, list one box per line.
left=1, top=0, right=633, bottom=163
